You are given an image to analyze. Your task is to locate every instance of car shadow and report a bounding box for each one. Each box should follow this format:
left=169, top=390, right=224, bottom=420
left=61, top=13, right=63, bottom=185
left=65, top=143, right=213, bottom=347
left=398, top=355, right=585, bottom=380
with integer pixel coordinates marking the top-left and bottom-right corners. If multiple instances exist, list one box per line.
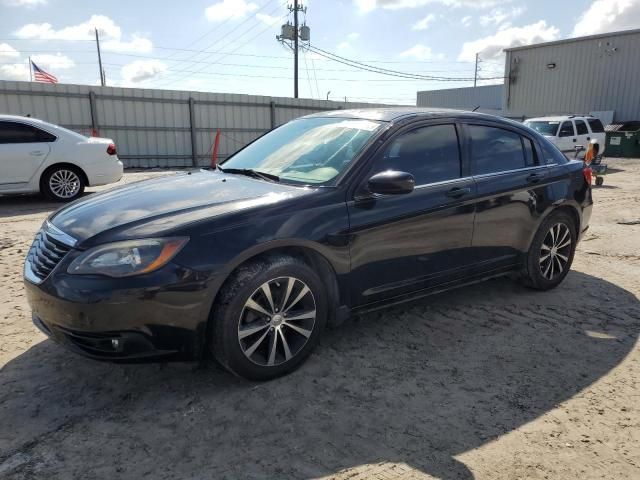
left=0, top=271, right=638, bottom=479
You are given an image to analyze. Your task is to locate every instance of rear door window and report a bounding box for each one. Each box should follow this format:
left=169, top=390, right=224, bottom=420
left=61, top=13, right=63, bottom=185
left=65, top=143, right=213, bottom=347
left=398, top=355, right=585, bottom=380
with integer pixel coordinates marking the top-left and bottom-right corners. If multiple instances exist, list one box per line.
left=575, top=120, right=589, bottom=135
left=468, top=125, right=526, bottom=175
left=377, top=124, right=461, bottom=185
left=587, top=118, right=605, bottom=133
left=558, top=121, right=575, bottom=137
left=0, top=121, right=56, bottom=144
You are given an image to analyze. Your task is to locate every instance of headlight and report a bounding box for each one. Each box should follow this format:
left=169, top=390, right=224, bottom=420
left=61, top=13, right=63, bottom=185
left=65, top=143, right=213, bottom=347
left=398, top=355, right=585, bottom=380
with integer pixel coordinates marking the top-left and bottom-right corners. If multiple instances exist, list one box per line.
left=67, top=238, right=188, bottom=277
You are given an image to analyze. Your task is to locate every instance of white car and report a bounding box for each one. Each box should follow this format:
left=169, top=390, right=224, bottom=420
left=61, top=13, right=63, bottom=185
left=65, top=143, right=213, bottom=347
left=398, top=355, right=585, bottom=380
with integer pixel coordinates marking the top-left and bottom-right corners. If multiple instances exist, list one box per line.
left=524, top=115, right=606, bottom=155
left=0, top=115, right=123, bottom=202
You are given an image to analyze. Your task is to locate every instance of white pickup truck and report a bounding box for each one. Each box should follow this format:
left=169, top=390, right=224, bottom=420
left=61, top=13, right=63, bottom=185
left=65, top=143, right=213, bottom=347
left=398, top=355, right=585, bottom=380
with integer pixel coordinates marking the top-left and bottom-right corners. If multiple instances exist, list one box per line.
left=524, top=115, right=606, bottom=155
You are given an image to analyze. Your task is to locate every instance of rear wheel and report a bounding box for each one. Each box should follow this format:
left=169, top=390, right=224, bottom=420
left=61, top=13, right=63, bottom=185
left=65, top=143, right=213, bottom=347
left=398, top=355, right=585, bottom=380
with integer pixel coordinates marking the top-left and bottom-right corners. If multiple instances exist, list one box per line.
left=211, top=255, right=327, bottom=380
left=41, top=166, right=85, bottom=202
left=522, top=211, right=577, bottom=290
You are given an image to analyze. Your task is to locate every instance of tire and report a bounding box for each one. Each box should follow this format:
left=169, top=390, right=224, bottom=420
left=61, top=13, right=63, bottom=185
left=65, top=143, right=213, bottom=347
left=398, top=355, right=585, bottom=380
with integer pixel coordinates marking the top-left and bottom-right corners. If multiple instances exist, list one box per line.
left=211, top=255, right=328, bottom=381
left=595, top=176, right=604, bottom=186
left=521, top=211, right=577, bottom=291
left=41, top=166, right=85, bottom=202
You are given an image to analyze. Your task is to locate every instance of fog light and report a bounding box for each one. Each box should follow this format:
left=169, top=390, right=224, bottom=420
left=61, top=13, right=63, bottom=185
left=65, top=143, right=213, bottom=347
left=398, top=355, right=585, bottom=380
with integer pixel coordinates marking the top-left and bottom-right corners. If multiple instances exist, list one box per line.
left=111, top=339, right=121, bottom=350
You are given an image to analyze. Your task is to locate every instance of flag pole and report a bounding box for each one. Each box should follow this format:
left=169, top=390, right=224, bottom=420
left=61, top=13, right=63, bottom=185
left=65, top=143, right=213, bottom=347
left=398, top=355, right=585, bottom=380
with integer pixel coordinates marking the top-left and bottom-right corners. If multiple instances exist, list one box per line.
left=29, top=57, right=32, bottom=81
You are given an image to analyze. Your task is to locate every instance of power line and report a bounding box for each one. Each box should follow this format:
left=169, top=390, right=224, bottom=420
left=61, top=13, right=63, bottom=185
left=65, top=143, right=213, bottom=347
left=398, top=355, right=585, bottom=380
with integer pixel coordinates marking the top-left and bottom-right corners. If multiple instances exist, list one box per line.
left=307, top=44, right=506, bottom=82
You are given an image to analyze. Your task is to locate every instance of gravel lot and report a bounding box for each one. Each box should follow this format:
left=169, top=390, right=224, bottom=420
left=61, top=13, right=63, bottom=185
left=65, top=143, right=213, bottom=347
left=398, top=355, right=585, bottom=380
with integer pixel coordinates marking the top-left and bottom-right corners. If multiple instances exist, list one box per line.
left=1, top=161, right=639, bottom=479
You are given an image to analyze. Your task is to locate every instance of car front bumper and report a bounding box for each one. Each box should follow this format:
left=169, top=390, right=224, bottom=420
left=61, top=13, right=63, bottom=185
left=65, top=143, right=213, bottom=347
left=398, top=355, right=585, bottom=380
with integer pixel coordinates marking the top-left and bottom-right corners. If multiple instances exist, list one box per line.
left=24, top=263, right=216, bottom=362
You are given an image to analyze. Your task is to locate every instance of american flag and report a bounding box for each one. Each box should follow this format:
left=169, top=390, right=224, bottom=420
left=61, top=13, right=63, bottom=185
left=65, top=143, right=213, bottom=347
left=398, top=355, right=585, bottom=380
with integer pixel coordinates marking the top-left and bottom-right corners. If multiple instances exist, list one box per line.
left=31, top=61, right=58, bottom=84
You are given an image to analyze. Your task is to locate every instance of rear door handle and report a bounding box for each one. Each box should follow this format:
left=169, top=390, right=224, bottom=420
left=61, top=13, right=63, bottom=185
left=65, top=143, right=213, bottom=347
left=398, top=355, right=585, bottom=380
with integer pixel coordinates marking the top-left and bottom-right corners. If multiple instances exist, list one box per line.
left=30, top=151, right=45, bottom=156
left=445, top=187, right=471, bottom=198
left=527, top=173, right=546, bottom=183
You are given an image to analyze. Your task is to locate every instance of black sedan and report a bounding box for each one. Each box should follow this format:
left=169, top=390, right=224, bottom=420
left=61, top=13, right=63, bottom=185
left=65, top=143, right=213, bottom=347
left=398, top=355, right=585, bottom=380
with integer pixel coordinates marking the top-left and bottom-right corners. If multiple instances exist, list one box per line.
left=24, top=109, right=593, bottom=380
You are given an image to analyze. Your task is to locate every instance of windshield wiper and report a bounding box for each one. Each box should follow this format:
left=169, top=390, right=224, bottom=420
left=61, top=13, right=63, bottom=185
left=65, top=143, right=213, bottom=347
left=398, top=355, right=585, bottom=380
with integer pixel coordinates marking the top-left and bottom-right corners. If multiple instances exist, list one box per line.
left=218, top=167, right=280, bottom=182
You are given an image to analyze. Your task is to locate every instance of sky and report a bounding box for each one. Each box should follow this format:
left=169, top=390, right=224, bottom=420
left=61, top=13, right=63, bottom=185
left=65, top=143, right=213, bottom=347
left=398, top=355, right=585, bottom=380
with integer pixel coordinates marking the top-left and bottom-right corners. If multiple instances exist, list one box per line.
left=0, top=0, right=639, bottom=104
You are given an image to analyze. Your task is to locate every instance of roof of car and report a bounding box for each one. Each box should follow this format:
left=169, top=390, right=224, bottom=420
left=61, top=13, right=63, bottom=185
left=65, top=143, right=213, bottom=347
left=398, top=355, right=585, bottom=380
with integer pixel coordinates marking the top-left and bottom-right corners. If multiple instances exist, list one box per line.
left=302, top=107, right=501, bottom=123
left=0, top=114, right=46, bottom=125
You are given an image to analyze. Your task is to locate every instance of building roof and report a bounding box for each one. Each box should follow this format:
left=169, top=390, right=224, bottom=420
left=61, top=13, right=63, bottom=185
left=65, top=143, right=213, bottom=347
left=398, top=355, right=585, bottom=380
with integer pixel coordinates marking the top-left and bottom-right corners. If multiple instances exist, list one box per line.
left=504, top=28, right=640, bottom=53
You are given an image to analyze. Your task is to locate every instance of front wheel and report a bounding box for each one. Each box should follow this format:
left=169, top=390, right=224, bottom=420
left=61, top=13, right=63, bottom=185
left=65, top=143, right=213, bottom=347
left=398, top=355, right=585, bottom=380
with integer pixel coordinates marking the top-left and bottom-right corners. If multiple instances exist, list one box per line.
left=522, top=211, right=577, bottom=290
left=211, top=255, right=327, bottom=380
left=41, top=166, right=85, bottom=202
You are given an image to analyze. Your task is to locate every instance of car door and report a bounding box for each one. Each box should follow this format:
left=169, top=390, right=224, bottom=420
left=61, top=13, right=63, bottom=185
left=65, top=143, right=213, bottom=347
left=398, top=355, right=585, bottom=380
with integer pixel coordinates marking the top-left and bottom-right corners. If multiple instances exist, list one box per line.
left=574, top=119, right=591, bottom=150
left=556, top=120, right=577, bottom=153
left=346, top=122, right=476, bottom=306
left=0, top=121, right=53, bottom=186
left=465, top=122, right=563, bottom=269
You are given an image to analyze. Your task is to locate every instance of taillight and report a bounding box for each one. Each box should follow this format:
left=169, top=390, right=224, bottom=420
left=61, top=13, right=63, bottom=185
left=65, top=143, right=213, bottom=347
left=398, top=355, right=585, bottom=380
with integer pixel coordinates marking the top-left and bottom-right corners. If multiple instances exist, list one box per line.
left=106, top=143, right=117, bottom=156
left=583, top=166, right=593, bottom=186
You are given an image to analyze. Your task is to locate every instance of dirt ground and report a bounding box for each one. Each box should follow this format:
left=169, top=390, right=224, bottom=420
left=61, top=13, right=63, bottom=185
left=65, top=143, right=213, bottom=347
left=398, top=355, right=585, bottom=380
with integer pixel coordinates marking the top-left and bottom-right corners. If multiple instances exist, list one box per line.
left=0, top=161, right=638, bottom=480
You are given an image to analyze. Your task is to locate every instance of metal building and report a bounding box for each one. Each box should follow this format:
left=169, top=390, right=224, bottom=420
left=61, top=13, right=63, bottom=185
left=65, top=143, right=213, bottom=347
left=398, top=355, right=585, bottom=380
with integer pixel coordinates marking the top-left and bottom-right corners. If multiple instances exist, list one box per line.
left=504, top=28, right=640, bottom=122
left=416, top=84, right=503, bottom=115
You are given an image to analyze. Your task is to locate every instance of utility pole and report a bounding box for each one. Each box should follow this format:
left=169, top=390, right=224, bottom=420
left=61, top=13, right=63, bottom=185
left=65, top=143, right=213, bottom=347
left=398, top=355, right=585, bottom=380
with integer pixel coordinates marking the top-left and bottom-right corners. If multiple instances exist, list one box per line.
left=293, top=0, right=299, bottom=98
left=28, top=56, right=32, bottom=81
left=95, top=28, right=105, bottom=87
left=474, top=52, right=479, bottom=88
left=277, top=2, right=309, bottom=98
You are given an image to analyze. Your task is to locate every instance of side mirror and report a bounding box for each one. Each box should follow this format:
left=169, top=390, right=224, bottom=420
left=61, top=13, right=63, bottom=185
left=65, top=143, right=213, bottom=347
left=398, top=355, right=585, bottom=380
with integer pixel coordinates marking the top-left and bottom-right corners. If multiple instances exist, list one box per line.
left=367, top=170, right=415, bottom=195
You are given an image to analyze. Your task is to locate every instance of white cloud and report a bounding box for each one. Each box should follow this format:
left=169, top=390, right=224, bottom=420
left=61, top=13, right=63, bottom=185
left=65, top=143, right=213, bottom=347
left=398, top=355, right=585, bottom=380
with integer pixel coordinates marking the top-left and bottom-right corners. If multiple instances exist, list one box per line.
left=121, top=59, right=167, bottom=84
left=103, top=35, right=153, bottom=53
left=347, top=32, right=361, bottom=40
left=399, top=44, right=444, bottom=60
left=15, top=15, right=153, bottom=54
left=458, top=20, right=560, bottom=61
left=256, top=13, right=280, bottom=25
left=3, top=0, right=46, bottom=6
left=461, top=15, right=472, bottom=27
left=205, top=0, right=258, bottom=21
left=16, top=15, right=122, bottom=41
left=31, top=54, right=75, bottom=69
left=479, top=6, right=525, bottom=27
left=0, top=63, right=30, bottom=80
left=356, top=0, right=506, bottom=12
left=573, top=0, right=640, bottom=37
left=0, top=43, right=20, bottom=59
left=412, top=13, right=437, bottom=30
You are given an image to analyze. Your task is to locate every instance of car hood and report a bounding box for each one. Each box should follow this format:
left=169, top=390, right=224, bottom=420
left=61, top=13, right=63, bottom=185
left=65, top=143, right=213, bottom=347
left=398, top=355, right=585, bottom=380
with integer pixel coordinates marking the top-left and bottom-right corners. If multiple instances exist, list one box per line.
left=50, top=170, right=316, bottom=245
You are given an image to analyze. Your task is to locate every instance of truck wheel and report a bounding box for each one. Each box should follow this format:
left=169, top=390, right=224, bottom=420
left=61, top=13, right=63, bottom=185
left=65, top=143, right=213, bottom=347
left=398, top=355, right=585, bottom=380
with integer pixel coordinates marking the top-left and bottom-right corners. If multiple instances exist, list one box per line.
left=211, top=255, right=328, bottom=381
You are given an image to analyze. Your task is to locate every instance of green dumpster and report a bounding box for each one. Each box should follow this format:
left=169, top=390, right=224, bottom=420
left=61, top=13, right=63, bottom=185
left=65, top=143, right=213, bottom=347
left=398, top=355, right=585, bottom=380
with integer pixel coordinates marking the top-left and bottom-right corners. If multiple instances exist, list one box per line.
left=605, top=122, right=640, bottom=157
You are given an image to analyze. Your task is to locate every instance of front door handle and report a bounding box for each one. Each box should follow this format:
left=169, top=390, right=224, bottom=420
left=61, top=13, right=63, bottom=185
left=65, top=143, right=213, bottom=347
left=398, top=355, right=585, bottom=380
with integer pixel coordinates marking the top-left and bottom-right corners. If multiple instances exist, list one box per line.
left=445, top=187, right=471, bottom=198
left=30, top=151, right=45, bottom=156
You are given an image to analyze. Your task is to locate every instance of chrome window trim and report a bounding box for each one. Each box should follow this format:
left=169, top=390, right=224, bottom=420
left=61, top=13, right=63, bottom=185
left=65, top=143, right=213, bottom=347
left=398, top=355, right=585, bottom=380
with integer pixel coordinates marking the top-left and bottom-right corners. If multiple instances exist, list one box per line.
left=473, top=164, right=554, bottom=180
left=43, top=220, right=78, bottom=248
left=413, top=176, right=473, bottom=190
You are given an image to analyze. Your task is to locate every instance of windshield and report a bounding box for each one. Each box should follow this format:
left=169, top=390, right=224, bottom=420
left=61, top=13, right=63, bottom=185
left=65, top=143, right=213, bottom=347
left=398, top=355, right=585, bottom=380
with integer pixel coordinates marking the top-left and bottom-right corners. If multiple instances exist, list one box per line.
left=220, top=117, right=384, bottom=185
left=524, top=121, right=560, bottom=136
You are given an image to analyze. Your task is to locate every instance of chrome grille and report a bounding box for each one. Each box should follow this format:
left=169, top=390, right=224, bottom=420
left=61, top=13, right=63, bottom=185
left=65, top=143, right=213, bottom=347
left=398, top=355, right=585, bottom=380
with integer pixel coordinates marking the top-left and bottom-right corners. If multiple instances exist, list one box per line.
left=24, top=224, right=74, bottom=284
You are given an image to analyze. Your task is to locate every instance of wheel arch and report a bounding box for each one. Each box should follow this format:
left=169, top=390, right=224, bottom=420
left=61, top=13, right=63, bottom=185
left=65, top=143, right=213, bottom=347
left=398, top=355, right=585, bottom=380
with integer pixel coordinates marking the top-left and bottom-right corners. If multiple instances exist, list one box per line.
left=39, top=162, right=90, bottom=192
left=526, top=202, right=582, bottom=254
left=198, top=241, right=346, bottom=359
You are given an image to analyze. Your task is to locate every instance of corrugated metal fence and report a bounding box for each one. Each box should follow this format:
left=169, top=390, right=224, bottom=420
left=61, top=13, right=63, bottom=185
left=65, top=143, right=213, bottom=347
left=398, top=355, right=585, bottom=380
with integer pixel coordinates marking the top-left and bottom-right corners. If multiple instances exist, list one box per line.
left=0, top=80, right=389, bottom=168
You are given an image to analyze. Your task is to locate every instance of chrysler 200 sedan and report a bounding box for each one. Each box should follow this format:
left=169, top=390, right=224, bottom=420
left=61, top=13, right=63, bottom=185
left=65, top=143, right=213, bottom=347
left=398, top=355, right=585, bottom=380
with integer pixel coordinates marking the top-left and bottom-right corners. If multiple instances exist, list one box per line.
left=24, top=109, right=593, bottom=380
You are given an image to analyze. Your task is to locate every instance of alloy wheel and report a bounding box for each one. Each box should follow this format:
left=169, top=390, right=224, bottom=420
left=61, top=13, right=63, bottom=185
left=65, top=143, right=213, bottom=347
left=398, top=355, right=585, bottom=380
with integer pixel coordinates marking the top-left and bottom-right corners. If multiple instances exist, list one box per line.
left=539, top=222, right=572, bottom=281
left=49, top=169, right=81, bottom=199
left=238, top=276, right=316, bottom=367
